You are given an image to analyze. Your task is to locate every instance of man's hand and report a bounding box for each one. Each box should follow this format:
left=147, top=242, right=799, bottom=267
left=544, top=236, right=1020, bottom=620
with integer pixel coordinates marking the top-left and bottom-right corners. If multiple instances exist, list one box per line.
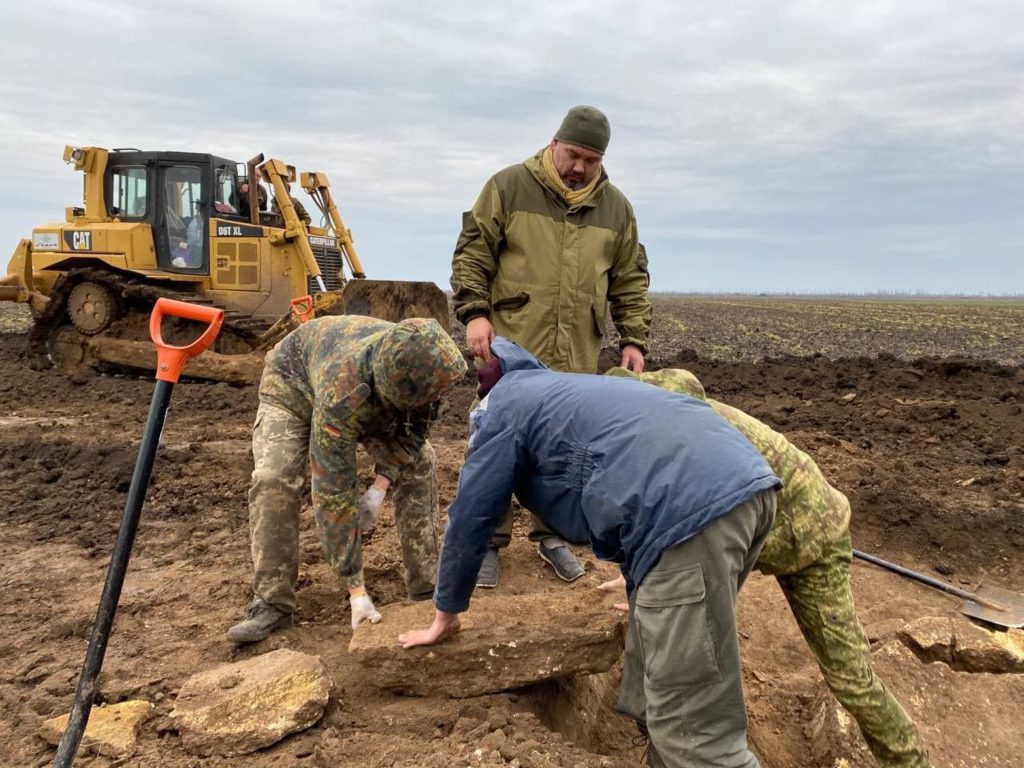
left=399, top=609, right=461, bottom=649
left=466, top=317, right=496, bottom=362
left=358, top=485, right=387, bottom=530
left=598, top=574, right=629, bottom=612
left=620, top=344, right=645, bottom=373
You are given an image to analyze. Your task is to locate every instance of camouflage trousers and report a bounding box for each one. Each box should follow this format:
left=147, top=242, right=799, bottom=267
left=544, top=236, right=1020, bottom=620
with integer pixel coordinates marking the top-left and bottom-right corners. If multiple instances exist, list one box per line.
left=248, top=402, right=440, bottom=613
left=776, top=533, right=931, bottom=768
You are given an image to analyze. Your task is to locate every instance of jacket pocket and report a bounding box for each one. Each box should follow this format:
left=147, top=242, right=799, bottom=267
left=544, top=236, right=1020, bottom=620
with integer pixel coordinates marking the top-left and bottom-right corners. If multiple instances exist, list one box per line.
left=634, top=565, right=722, bottom=688
left=329, top=382, right=371, bottom=426
left=591, top=297, right=607, bottom=338
left=492, top=292, right=530, bottom=312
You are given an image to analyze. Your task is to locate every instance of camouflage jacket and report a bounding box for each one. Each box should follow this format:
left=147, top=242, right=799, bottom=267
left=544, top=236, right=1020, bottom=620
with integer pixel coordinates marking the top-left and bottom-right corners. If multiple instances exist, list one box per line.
left=451, top=150, right=652, bottom=373
left=271, top=195, right=313, bottom=226
left=260, top=315, right=466, bottom=550
left=606, top=367, right=851, bottom=575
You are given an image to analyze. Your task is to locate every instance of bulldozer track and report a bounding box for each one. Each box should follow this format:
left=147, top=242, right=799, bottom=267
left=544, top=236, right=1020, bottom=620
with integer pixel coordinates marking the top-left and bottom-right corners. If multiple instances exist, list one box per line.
left=28, top=267, right=275, bottom=373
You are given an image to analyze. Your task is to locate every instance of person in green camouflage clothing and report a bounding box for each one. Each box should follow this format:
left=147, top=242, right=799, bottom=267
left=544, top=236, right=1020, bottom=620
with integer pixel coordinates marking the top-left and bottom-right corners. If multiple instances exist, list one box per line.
left=227, top=315, right=467, bottom=644
left=270, top=182, right=313, bottom=226
left=602, top=367, right=931, bottom=768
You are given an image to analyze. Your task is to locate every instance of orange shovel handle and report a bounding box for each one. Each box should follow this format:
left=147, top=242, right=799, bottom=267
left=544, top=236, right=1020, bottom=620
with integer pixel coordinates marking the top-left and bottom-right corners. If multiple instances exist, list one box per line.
left=148, top=298, right=225, bottom=382
left=290, top=295, right=315, bottom=323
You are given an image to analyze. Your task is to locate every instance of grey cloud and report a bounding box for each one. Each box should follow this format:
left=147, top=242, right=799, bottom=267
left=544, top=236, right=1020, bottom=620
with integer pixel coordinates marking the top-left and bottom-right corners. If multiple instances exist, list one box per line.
left=0, top=0, right=1020, bottom=293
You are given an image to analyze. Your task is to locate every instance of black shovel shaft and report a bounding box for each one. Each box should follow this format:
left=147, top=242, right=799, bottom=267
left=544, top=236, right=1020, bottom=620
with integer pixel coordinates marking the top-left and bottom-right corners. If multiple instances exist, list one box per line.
left=852, top=549, right=1003, bottom=608
left=53, top=380, right=174, bottom=767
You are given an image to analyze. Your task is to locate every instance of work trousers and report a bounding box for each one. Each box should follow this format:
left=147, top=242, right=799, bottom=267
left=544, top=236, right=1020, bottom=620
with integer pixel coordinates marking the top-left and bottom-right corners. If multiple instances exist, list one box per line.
left=618, top=489, right=777, bottom=768
left=248, top=402, right=440, bottom=612
left=777, top=533, right=931, bottom=767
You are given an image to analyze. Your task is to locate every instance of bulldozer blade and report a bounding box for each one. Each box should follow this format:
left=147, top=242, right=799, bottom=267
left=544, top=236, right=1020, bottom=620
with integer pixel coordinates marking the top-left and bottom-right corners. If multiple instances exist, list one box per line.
left=958, top=585, right=1024, bottom=629
left=90, top=336, right=263, bottom=384
left=50, top=327, right=264, bottom=385
left=1, top=239, right=50, bottom=313
left=334, top=279, right=451, bottom=332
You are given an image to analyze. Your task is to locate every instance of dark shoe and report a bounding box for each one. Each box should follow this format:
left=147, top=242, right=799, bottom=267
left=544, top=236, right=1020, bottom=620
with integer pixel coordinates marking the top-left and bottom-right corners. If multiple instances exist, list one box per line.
left=226, top=597, right=293, bottom=644
left=538, top=539, right=585, bottom=582
left=476, top=547, right=500, bottom=588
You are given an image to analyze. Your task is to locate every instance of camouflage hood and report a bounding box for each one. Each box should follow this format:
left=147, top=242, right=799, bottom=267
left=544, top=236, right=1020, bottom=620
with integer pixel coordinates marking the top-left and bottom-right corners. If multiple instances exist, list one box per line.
left=605, top=366, right=707, bottom=400
left=372, top=319, right=467, bottom=409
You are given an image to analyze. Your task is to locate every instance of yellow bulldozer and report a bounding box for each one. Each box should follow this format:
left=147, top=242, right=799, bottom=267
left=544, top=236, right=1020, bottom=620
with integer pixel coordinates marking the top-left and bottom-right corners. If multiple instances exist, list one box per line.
left=0, top=145, right=450, bottom=383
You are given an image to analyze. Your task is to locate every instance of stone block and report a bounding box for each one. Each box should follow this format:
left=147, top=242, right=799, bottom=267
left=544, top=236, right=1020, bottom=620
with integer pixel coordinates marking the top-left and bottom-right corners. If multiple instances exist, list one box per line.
left=171, top=648, right=331, bottom=756
left=350, top=589, right=626, bottom=697
left=898, top=615, right=1024, bottom=673
left=39, top=699, right=153, bottom=757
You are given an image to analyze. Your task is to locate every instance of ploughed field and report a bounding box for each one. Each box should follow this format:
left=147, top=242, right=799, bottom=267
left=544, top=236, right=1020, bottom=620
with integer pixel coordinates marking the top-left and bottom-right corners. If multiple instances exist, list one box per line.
left=0, top=295, right=1022, bottom=768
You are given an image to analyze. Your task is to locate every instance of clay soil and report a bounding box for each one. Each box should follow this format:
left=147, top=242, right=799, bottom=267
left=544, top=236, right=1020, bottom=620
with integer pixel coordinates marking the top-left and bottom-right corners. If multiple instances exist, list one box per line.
left=1, top=296, right=1023, bottom=768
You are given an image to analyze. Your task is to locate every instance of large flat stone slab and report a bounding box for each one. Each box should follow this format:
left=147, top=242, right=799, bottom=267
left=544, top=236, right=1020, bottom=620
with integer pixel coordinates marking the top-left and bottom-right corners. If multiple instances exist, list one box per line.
left=898, top=616, right=1024, bottom=673
left=39, top=700, right=153, bottom=757
left=350, top=588, right=626, bottom=697
left=870, top=639, right=1024, bottom=767
left=170, top=648, right=331, bottom=756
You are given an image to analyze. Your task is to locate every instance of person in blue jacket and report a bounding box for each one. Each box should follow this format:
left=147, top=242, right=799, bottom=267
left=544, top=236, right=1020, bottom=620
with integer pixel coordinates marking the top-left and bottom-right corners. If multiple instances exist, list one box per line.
left=400, top=338, right=782, bottom=768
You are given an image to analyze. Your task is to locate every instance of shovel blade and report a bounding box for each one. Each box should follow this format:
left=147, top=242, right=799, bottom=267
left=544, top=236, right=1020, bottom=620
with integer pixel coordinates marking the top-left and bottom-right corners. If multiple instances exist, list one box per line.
left=958, top=585, right=1024, bottom=629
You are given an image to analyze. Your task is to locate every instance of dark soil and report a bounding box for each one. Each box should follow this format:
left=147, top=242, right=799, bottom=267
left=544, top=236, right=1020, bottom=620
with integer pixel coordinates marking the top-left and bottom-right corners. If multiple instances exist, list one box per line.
left=1, top=295, right=1022, bottom=767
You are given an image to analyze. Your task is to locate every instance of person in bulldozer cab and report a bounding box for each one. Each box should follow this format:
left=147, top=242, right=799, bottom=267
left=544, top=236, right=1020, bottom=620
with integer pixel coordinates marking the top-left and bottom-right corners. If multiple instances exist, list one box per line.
left=227, top=315, right=467, bottom=644
left=270, top=182, right=313, bottom=226
left=238, top=167, right=268, bottom=217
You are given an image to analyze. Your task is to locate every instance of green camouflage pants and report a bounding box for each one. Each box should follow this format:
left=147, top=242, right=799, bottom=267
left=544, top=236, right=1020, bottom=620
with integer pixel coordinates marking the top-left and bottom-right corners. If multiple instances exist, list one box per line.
left=248, top=402, right=440, bottom=612
left=777, top=533, right=931, bottom=768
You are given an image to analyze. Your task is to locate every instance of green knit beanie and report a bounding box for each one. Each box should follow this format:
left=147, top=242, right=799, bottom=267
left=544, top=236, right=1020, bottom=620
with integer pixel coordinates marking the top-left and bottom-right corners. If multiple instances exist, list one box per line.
left=554, top=105, right=611, bottom=155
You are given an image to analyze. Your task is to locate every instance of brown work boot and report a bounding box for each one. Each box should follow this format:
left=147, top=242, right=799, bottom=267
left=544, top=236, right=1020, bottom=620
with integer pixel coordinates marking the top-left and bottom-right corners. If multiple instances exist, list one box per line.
left=226, top=597, right=293, bottom=644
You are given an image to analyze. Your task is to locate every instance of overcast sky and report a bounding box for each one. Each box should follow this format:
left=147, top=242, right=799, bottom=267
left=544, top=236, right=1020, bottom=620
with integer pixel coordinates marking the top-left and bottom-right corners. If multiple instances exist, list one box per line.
left=1, top=1, right=1021, bottom=294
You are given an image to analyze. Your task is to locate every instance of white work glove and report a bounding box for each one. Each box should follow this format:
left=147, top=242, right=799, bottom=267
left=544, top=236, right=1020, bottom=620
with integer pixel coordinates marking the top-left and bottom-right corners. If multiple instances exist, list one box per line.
left=350, top=593, right=382, bottom=629
left=358, top=486, right=386, bottom=530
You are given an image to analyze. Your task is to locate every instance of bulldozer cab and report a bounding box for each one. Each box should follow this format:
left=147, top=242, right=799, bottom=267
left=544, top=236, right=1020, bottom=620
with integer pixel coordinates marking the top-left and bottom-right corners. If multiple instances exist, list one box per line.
left=106, top=151, right=243, bottom=276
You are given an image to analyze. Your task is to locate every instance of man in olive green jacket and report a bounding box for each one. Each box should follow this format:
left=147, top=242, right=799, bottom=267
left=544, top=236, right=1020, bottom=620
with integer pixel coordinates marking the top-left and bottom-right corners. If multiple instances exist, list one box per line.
left=450, top=105, right=653, bottom=586
left=604, top=367, right=932, bottom=768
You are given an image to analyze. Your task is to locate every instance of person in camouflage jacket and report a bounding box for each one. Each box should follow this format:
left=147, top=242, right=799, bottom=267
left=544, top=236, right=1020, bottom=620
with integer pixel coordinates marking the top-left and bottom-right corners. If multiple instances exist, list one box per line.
left=604, top=366, right=931, bottom=768
left=270, top=182, right=313, bottom=226
left=227, top=316, right=467, bottom=644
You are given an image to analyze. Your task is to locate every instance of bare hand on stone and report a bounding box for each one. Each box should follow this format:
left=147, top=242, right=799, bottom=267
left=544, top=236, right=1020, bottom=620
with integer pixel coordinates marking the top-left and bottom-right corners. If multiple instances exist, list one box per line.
left=597, top=574, right=628, bottom=612
left=399, top=609, right=461, bottom=648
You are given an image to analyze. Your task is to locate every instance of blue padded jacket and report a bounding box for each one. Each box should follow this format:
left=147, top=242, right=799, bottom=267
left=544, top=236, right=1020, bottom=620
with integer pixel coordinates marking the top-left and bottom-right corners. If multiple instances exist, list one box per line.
left=435, top=338, right=780, bottom=613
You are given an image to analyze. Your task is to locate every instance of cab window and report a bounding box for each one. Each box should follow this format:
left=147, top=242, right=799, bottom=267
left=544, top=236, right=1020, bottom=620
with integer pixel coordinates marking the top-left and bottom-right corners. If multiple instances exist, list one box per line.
left=110, top=167, right=147, bottom=217
left=163, top=166, right=205, bottom=269
left=214, top=168, right=239, bottom=214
